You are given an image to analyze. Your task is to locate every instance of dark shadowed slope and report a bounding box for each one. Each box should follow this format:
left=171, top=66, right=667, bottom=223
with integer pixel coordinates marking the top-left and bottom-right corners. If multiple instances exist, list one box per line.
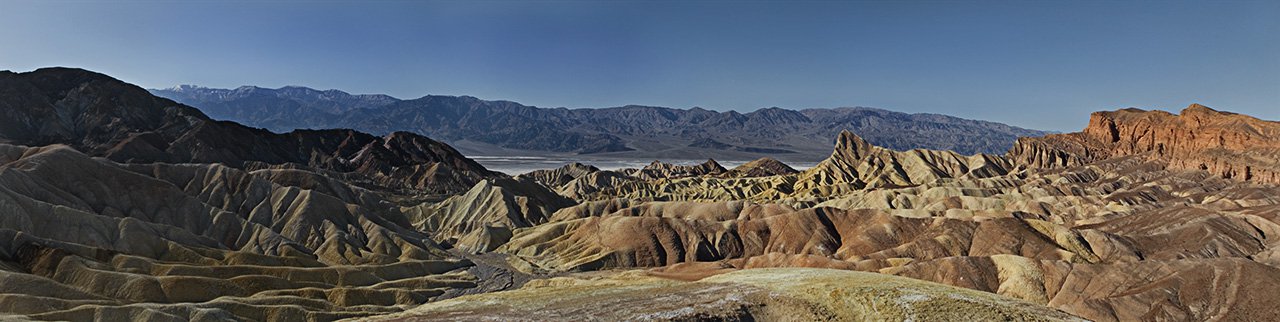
left=1, top=68, right=500, bottom=194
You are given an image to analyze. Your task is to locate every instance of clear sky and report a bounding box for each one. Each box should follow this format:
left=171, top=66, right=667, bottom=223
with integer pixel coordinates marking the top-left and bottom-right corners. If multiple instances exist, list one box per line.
left=1, top=0, right=1276, bottom=131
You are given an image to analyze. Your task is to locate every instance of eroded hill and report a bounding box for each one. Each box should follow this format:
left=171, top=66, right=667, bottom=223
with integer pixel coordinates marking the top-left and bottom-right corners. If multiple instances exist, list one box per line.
left=2, top=67, right=1278, bottom=322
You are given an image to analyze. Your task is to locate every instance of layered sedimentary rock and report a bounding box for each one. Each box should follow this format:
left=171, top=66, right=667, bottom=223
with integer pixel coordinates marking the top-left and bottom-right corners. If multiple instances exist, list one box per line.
left=477, top=105, right=1280, bottom=321
left=516, top=162, right=599, bottom=187
left=0, top=68, right=499, bottom=194
left=6, top=67, right=1280, bottom=322
left=791, top=130, right=1013, bottom=197
left=0, top=68, right=522, bottom=321
left=0, top=143, right=479, bottom=320
left=629, top=159, right=728, bottom=180
left=1010, top=104, right=1280, bottom=184
left=402, top=178, right=574, bottom=253
left=720, top=157, right=799, bottom=178
left=554, top=130, right=1013, bottom=202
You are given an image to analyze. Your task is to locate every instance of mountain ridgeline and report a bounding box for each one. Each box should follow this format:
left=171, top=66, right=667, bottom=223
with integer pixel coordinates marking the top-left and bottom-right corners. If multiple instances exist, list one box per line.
left=0, top=68, right=500, bottom=195
left=151, top=85, right=1050, bottom=158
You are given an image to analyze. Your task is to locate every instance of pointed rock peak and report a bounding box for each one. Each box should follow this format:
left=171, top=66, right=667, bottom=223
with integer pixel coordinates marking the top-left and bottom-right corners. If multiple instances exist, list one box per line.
left=565, top=162, right=594, bottom=168
left=1181, top=103, right=1221, bottom=116
left=733, top=157, right=798, bottom=173
left=833, top=130, right=873, bottom=160
left=383, top=131, right=426, bottom=142
left=467, top=179, right=500, bottom=195
left=743, top=157, right=788, bottom=166
left=168, top=84, right=205, bottom=91
left=701, top=159, right=728, bottom=172
left=560, top=162, right=601, bottom=173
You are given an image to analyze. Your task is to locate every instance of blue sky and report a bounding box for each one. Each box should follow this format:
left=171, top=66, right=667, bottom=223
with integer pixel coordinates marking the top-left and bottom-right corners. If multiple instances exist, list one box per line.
left=0, top=0, right=1276, bottom=131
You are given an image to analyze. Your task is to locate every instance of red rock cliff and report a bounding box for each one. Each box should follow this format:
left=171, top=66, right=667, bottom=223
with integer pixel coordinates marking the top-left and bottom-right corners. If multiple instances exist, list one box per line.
left=1010, top=104, right=1280, bottom=184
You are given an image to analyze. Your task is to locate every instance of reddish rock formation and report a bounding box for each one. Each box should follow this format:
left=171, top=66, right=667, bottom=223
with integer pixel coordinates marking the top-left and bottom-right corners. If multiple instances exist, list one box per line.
left=1011, top=104, right=1280, bottom=184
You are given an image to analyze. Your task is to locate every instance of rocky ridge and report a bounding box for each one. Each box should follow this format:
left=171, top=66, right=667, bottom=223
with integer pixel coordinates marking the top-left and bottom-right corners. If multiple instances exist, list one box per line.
left=721, top=157, right=799, bottom=178
left=0, top=68, right=499, bottom=195
left=152, top=85, right=1050, bottom=157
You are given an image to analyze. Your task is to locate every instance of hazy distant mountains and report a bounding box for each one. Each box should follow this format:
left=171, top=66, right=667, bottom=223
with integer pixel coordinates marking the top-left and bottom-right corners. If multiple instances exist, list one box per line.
left=152, top=85, right=1050, bottom=159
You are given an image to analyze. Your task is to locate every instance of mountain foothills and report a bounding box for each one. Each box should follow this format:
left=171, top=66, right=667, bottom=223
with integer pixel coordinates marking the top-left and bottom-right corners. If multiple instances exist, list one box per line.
left=151, top=85, right=1050, bottom=159
left=0, top=67, right=1276, bottom=321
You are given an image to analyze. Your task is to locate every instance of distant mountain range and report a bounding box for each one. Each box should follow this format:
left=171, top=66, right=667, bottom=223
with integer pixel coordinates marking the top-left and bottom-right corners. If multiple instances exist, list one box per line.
left=151, top=85, right=1050, bottom=159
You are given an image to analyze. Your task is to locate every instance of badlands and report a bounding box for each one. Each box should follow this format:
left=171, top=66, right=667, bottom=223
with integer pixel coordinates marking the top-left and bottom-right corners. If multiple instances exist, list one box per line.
left=1, top=68, right=1278, bottom=321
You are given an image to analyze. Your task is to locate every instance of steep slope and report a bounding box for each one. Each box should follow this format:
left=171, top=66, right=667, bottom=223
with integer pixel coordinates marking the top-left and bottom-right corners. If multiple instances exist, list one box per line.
left=1010, top=104, right=1280, bottom=184
left=402, top=178, right=574, bottom=254
left=152, top=85, right=1050, bottom=156
left=0, top=143, right=478, bottom=320
left=516, top=162, right=599, bottom=187
left=0, top=68, right=544, bottom=320
left=0, top=68, right=499, bottom=194
left=792, top=130, right=1013, bottom=196
left=721, top=157, right=799, bottom=178
left=629, top=159, right=728, bottom=180
left=559, top=130, right=1012, bottom=202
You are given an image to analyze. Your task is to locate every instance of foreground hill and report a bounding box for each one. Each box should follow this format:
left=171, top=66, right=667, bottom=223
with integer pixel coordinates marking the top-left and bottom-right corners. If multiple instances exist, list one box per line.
left=0, top=68, right=525, bottom=320
left=152, top=85, right=1049, bottom=158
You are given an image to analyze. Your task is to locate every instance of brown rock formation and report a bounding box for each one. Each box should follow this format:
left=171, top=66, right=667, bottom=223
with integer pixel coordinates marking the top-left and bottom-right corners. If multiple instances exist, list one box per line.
left=720, top=157, right=798, bottom=178
left=0, top=143, right=482, bottom=320
left=1010, top=104, right=1280, bottom=184
left=517, top=162, right=599, bottom=187
left=630, top=159, right=727, bottom=180
left=403, top=178, right=574, bottom=253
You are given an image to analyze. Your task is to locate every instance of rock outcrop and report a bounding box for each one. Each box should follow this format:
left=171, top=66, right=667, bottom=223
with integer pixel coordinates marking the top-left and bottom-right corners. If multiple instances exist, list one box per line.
left=517, top=162, right=600, bottom=187
left=1010, top=104, right=1280, bottom=184
left=403, top=178, right=574, bottom=253
left=560, top=131, right=1013, bottom=202
left=629, top=159, right=728, bottom=180
left=721, top=157, right=799, bottom=178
